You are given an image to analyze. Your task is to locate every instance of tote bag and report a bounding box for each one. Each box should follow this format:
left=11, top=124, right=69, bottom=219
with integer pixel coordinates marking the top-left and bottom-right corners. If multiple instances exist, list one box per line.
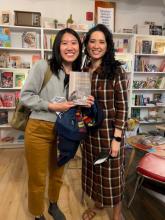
left=10, top=65, right=52, bottom=131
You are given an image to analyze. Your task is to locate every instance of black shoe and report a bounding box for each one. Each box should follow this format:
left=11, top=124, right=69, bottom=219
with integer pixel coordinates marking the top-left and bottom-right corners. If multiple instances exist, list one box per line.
left=48, top=202, right=66, bottom=220
left=35, top=215, right=46, bottom=220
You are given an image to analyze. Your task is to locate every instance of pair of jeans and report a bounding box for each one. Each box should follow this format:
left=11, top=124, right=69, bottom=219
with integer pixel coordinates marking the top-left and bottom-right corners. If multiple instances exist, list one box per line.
left=25, top=119, right=64, bottom=216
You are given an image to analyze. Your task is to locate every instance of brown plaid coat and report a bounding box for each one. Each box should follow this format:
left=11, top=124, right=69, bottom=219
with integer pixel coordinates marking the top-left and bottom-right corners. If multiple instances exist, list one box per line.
left=82, top=66, right=128, bottom=207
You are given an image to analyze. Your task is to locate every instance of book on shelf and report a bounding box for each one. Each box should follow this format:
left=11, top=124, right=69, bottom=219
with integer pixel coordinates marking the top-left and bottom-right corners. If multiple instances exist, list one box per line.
left=0, top=128, right=24, bottom=144
left=0, top=92, right=15, bottom=107
left=0, top=10, right=11, bottom=25
left=22, top=32, right=37, bottom=48
left=139, top=57, right=158, bottom=72
left=154, top=76, right=165, bottom=89
left=131, top=108, right=140, bottom=119
left=0, top=71, right=13, bottom=88
left=134, top=56, right=139, bottom=71
left=133, top=80, right=145, bottom=89
left=135, top=94, right=144, bottom=106
left=142, top=40, right=152, bottom=54
left=0, top=27, right=11, bottom=47
left=14, top=74, right=25, bottom=88
left=68, top=71, right=91, bottom=105
left=0, top=51, right=9, bottom=68
left=135, top=39, right=142, bottom=53
left=50, top=34, right=56, bottom=49
left=159, top=60, right=165, bottom=72
left=15, top=91, right=20, bottom=106
left=43, top=34, right=56, bottom=50
left=153, top=93, right=162, bottom=102
left=0, top=129, right=14, bottom=143
left=133, top=76, right=165, bottom=89
left=44, top=34, right=48, bottom=49
left=8, top=55, right=21, bottom=68
left=0, top=110, right=8, bottom=125
left=114, top=38, right=129, bottom=53
left=32, top=54, right=41, bottom=65
left=117, top=56, right=132, bottom=72
left=154, top=41, right=165, bottom=54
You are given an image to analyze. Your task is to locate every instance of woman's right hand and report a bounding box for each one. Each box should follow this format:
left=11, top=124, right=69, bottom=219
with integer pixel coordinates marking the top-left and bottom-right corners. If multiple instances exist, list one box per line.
left=48, top=101, right=75, bottom=112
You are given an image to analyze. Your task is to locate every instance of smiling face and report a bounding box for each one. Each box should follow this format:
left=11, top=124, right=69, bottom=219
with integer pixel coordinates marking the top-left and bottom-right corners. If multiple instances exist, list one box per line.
left=60, top=32, right=80, bottom=65
left=87, top=31, right=107, bottom=62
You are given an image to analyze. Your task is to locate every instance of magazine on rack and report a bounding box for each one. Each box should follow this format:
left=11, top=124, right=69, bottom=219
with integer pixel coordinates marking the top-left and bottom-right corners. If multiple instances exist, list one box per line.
left=68, top=71, right=91, bottom=105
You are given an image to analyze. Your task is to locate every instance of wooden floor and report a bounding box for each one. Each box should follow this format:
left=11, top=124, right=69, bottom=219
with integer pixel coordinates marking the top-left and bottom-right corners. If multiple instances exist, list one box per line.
left=0, top=148, right=165, bottom=220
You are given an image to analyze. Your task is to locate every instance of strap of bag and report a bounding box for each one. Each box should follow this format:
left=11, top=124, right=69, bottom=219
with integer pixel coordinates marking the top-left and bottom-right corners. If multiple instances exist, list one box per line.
left=40, top=64, right=52, bottom=92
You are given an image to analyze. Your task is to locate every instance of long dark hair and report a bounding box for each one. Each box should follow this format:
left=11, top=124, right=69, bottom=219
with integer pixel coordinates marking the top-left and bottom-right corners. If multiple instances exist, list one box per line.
left=84, top=24, right=121, bottom=79
left=49, top=28, right=82, bottom=77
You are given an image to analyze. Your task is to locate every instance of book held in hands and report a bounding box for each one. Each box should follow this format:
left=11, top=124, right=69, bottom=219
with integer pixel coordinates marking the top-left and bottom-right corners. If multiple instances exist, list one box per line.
left=69, top=71, right=91, bottom=105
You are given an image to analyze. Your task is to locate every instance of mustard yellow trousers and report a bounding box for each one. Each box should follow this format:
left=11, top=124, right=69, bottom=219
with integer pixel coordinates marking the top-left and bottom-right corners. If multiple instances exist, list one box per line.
left=25, top=119, right=64, bottom=216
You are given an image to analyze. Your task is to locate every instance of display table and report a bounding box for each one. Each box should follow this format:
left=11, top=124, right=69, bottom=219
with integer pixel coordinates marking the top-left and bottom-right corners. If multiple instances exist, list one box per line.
left=125, top=135, right=165, bottom=177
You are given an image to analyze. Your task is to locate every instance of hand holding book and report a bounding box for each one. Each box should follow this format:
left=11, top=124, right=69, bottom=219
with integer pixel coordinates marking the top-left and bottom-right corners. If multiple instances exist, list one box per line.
left=68, top=71, right=91, bottom=106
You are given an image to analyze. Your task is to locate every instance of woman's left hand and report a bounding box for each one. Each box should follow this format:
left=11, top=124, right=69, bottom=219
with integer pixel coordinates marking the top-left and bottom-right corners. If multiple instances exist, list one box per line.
left=85, top=95, right=94, bottom=107
left=110, top=139, right=120, bottom=157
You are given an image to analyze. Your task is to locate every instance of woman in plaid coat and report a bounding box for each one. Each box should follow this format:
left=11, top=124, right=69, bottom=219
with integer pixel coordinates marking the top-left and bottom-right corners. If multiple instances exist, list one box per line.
left=82, top=24, right=128, bottom=220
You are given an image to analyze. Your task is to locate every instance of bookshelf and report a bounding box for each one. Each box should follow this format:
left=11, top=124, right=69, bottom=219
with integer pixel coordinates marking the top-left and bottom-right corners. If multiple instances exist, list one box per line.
left=0, top=24, right=41, bottom=147
left=131, top=34, right=165, bottom=131
left=0, top=24, right=88, bottom=148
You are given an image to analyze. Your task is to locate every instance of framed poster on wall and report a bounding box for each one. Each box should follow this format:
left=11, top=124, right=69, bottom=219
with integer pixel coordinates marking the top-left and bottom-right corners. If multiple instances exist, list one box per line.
left=95, top=1, right=116, bottom=32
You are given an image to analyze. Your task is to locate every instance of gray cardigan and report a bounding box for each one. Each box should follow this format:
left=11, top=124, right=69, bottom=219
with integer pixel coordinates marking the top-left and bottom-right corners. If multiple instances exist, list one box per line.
left=20, top=59, right=67, bottom=122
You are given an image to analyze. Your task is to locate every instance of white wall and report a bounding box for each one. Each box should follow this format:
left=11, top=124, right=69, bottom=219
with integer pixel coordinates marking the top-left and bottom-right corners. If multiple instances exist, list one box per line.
left=0, top=0, right=165, bottom=31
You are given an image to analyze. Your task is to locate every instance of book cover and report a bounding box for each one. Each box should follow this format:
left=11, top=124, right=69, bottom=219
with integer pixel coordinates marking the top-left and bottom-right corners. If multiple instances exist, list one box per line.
left=22, top=32, right=37, bottom=48
left=50, top=34, right=56, bottom=49
left=14, top=74, right=25, bottom=87
left=0, top=129, right=15, bottom=143
left=0, top=128, right=24, bottom=143
left=8, top=55, right=21, bottom=68
left=0, top=71, right=13, bottom=88
left=69, top=71, right=91, bottom=105
left=142, top=40, right=152, bottom=54
left=131, top=108, right=140, bottom=119
left=159, top=60, right=165, bottom=72
left=32, top=54, right=41, bottom=65
left=0, top=11, right=11, bottom=25
left=0, top=92, right=15, bottom=107
left=154, top=41, right=165, bottom=54
left=135, top=39, right=142, bottom=53
left=0, top=27, right=11, bottom=47
left=0, top=51, right=9, bottom=68
left=44, top=34, right=48, bottom=49
left=0, top=110, right=8, bottom=125
left=15, top=91, right=20, bottom=106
